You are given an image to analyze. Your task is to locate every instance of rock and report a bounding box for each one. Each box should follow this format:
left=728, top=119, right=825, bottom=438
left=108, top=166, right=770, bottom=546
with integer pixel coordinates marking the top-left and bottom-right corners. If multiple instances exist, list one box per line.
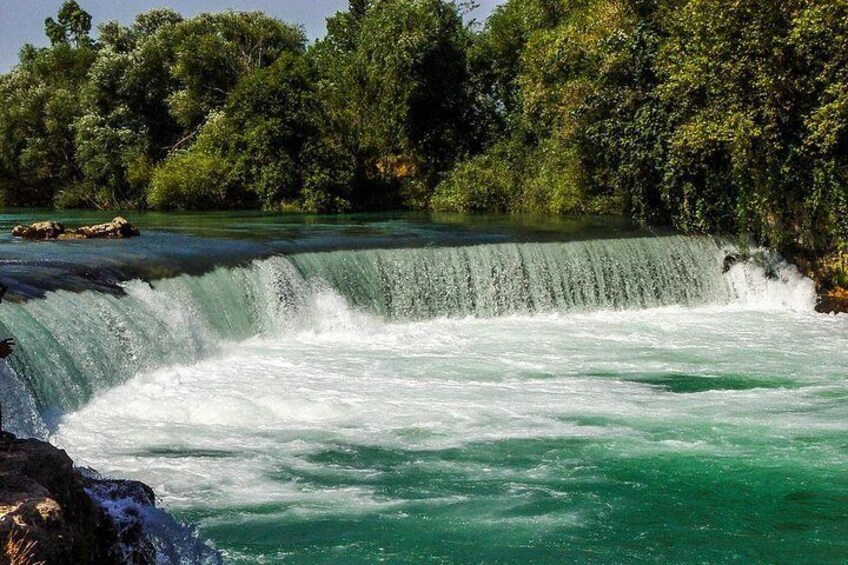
left=0, top=432, right=155, bottom=565
left=817, top=287, right=848, bottom=314
left=0, top=431, right=106, bottom=564
left=83, top=480, right=155, bottom=509
left=722, top=252, right=743, bottom=273
left=82, top=480, right=158, bottom=565
left=73, top=216, right=141, bottom=239
left=10, top=221, right=65, bottom=240
left=57, top=232, right=87, bottom=241
left=11, top=217, right=140, bottom=241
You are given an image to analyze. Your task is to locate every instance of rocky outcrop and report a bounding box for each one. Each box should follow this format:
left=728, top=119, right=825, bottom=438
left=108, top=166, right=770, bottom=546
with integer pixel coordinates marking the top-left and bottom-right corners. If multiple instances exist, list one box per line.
left=0, top=433, right=155, bottom=565
left=790, top=251, right=848, bottom=314
left=817, top=287, right=848, bottom=314
left=68, top=217, right=141, bottom=240
left=10, top=221, right=65, bottom=240
left=11, top=217, right=140, bottom=241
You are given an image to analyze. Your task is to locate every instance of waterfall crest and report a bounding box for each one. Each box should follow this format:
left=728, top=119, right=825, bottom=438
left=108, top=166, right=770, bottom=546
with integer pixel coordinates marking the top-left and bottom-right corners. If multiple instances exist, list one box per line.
left=291, top=237, right=732, bottom=319
left=0, top=236, right=814, bottom=421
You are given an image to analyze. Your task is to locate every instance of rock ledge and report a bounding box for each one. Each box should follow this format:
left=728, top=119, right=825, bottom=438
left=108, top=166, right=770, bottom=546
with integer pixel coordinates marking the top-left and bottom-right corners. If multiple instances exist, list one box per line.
left=0, top=432, right=154, bottom=564
left=11, top=217, right=140, bottom=240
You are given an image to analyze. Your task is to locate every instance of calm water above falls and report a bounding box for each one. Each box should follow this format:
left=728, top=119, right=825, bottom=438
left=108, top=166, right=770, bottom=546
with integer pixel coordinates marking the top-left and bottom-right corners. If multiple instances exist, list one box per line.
left=1, top=212, right=846, bottom=564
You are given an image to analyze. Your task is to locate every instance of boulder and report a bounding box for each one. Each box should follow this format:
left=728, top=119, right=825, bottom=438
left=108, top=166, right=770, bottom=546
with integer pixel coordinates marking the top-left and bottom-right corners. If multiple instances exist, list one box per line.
left=0, top=432, right=155, bottom=565
left=817, top=287, right=848, bottom=314
left=74, top=216, right=141, bottom=239
left=0, top=432, right=106, bottom=564
left=10, top=221, right=65, bottom=240
left=11, top=217, right=140, bottom=240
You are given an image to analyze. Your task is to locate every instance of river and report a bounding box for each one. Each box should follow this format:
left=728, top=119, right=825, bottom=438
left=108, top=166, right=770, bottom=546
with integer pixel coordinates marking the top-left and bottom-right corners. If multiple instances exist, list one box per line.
left=1, top=211, right=845, bottom=563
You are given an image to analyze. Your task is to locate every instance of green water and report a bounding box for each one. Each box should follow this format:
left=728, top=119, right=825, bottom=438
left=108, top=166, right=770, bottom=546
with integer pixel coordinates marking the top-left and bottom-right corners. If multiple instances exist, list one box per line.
left=52, top=308, right=848, bottom=564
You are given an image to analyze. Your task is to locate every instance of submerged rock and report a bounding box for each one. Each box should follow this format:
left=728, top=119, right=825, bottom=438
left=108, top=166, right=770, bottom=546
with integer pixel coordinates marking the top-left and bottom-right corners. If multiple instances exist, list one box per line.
left=82, top=479, right=158, bottom=565
left=11, top=217, right=140, bottom=240
left=722, top=252, right=743, bottom=273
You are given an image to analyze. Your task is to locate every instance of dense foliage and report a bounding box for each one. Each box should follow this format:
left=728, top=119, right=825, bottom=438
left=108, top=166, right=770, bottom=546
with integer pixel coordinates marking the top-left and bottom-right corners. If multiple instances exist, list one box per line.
left=436, top=0, right=848, bottom=282
left=0, top=0, right=846, bottom=277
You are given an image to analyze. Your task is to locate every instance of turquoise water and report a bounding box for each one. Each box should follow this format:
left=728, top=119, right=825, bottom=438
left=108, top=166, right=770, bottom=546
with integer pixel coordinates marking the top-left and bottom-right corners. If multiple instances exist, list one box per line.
left=1, top=212, right=846, bottom=563
left=52, top=306, right=848, bottom=564
left=0, top=211, right=645, bottom=298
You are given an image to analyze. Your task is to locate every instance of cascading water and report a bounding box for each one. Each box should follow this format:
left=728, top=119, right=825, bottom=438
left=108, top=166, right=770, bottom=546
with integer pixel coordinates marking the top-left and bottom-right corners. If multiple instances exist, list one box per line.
left=3, top=230, right=842, bottom=565
left=290, top=236, right=733, bottom=318
left=0, top=258, right=310, bottom=417
left=0, top=235, right=813, bottom=430
left=0, top=360, right=46, bottom=437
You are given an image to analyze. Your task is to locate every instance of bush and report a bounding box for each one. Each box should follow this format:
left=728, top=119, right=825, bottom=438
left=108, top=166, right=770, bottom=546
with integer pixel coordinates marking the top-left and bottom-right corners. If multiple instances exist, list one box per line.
left=148, top=150, right=250, bottom=210
left=432, top=137, right=605, bottom=216
left=431, top=141, right=523, bottom=213
left=299, top=138, right=356, bottom=213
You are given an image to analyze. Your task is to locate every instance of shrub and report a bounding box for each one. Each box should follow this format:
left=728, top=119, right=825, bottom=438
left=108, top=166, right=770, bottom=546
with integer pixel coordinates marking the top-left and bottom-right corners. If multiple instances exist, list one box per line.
left=148, top=150, right=251, bottom=210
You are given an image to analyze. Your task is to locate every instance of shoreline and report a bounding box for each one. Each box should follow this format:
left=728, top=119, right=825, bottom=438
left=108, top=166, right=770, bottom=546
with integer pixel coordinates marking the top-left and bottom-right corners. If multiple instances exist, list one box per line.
left=789, top=251, right=848, bottom=314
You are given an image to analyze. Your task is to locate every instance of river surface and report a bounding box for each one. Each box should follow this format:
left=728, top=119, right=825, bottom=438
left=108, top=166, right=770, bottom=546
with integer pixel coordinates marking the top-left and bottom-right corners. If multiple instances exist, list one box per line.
left=0, top=211, right=845, bottom=564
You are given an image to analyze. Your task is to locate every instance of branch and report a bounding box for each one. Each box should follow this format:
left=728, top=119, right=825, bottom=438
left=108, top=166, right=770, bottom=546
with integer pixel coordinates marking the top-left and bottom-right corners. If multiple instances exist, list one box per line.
left=165, top=125, right=203, bottom=152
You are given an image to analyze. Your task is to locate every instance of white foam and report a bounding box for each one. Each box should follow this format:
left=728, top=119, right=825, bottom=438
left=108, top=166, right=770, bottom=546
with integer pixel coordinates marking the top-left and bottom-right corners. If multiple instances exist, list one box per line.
left=723, top=258, right=817, bottom=311
left=51, top=305, right=848, bottom=521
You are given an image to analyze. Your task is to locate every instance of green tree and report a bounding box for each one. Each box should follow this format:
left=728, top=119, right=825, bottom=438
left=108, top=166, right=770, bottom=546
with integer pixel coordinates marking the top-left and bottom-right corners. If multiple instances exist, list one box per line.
left=790, top=0, right=848, bottom=263
left=45, top=0, right=93, bottom=47
left=70, top=10, right=305, bottom=208
left=0, top=3, right=95, bottom=206
left=314, top=0, right=479, bottom=209
left=436, top=0, right=653, bottom=217
left=149, top=53, right=322, bottom=211
left=654, top=0, right=841, bottom=253
left=165, top=12, right=306, bottom=130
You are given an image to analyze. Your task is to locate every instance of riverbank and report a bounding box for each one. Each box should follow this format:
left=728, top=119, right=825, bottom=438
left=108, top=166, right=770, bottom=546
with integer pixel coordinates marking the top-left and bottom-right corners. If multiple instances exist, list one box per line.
left=789, top=250, right=848, bottom=314
left=0, top=432, right=221, bottom=564
left=817, top=287, right=848, bottom=313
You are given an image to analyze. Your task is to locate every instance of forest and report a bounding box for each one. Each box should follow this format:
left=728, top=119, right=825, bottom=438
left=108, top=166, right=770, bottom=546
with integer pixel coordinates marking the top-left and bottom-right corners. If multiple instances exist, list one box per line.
left=0, top=0, right=846, bottom=286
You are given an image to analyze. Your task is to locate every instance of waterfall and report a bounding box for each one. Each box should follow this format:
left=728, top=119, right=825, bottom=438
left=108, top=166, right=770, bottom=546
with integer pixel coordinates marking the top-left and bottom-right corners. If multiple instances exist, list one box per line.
left=0, top=360, right=47, bottom=437
left=290, top=236, right=731, bottom=318
left=0, top=235, right=814, bottom=429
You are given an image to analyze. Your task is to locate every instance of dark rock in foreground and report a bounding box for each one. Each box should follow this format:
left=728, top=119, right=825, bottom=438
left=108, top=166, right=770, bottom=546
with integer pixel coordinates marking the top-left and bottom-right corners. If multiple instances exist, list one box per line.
left=0, top=432, right=223, bottom=565
left=11, top=217, right=140, bottom=241
left=0, top=432, right=154, bottom=564
left=0, top=432, right=128, bottom=563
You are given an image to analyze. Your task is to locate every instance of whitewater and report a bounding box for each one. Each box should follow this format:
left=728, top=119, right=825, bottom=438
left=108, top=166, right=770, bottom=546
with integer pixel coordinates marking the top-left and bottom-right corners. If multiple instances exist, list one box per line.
left=2, top=234, right=847, bottom=563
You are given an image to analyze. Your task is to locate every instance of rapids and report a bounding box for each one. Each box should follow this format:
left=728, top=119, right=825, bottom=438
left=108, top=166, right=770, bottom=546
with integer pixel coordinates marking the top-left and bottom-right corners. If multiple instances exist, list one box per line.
left=1, top=225, right=845, bottom=563
left=0, top=236, right=807, bottom=414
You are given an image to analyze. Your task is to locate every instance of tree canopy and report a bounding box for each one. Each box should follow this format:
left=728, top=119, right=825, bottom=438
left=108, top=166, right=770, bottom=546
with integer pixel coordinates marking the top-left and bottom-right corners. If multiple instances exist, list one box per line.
left=0, top=0, right=846, bottom=282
